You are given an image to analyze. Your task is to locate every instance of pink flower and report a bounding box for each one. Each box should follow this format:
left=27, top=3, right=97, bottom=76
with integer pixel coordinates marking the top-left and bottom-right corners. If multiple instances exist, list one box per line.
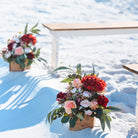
left=15, top=47, right=24, bottom=55
left=64, top=100, right=76, bottom=114
left=73, top=79, right=82, bottom=88
left=80, top=99, right=91, bottom=108
left=85, top=110, right=92, bottom=115
left=90, top=100, right=98, bottom=110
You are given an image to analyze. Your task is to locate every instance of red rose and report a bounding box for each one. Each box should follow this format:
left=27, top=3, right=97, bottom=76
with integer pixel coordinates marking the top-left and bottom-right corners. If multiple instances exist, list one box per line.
left=97, top=95, right=109, bottom=108
left=21, top=34, right=36, bottom=45
left=27, top=52, right=35, bottom=59
left=81, top=75, right=107, bottom=92
left=56, top=92, right=66, bottom=101
left=7, top=42, right=14, bottom=51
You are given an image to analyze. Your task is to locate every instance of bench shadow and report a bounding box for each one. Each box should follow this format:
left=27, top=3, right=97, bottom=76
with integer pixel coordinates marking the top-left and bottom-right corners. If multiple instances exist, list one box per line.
left=0, top=70, right=58, bottom=132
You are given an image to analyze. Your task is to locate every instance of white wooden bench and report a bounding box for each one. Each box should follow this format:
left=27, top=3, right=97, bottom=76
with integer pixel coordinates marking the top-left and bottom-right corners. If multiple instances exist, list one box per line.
left=123, top=64, right=138, bottom=131
left=43, top=22, right=138, bottom=70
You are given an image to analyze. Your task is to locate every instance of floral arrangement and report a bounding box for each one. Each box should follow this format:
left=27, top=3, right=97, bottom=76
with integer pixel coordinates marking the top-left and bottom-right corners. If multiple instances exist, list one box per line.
left=47, top=64, right=121, bottom=131
left=1, top=23, right=46, bottom=69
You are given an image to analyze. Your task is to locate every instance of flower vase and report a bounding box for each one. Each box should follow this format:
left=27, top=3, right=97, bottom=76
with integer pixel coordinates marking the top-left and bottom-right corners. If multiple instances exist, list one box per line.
left=9, top=61, right=31, bottom=72
left=69, top=115, right=94, bottom=131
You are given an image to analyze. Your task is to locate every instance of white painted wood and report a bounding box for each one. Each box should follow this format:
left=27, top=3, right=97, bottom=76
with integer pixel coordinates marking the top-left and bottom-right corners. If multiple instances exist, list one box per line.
left=133, top=74, right=138, bottom=131
left=51, top=32, right=59, bottom=70
left=51, top=28, right=138, bottom=37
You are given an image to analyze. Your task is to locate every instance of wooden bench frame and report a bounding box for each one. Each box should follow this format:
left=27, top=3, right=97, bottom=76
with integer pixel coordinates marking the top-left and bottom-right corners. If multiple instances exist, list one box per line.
left=123, top=64, right=138, bottom=131
left=43, top=22, right=138, bottom=70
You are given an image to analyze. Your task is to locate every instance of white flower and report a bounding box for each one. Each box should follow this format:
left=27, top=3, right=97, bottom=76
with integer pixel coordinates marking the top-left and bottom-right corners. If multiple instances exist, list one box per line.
left=85, top=110, right=92, bottom=115
left=83, top=91, right=92, bottom=98
left=80, top=99, right=91, bottom=108
left=24, top=47, right=31, bottom=54
left=13, top=43, right=17, bottom=49
left=5, top=51, right=11, bottom=59
left=13, top=37, right=20, bottom=43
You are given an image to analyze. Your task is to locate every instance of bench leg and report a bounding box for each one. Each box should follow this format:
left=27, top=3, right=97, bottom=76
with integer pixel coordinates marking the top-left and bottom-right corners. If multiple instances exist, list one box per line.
left=136, top=85, right=138, bottom=131
left=51, top=35, right=59, bottom=70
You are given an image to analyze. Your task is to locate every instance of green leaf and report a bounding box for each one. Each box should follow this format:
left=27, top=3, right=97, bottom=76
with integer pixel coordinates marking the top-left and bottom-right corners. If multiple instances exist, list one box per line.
left=100, top=116, right=105, bottom=131
left=53, top=66, right=73, bottom=73
left=76, top=64, right=81, bottom=75
left=35, top=48, right=40, bottom=58
left=24, top=23, right=28, bottom=34
left=32, top=47, right=36, bottom=52
left=103, top=109, right=111, bottom=114
left=71, top=108, right=78, bottom=114
left=76, top=113, right=84, bottom=120
left=27, top=59, right=33, bottom=66
left=69, top=117, right=76, bottom=128
left=107, top=106, right=122, bottom=111
left=105, top=115, right=111, bottom=131
left=30, top=23, right=40, bottom=34
left=37, top=57, right=47, bottom=64
left=61, top=78, right=74, bottom=83
left=61, top=116, right=70, bottom=123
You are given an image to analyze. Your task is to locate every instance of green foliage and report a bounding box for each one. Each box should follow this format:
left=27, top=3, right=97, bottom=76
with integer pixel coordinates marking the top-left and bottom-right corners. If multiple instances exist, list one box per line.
left=53, top=66, right=73, bottom=73
left=61, top=78, right=74, bottom=83
left=61, top=116, right=70, bottom=123
left=24, top=23, right=40, bottom=35
left=76, top=64, right=81, bottom=75
left=46, top=107, right=65, bottom=124
left=24, top=23, right=28, bottom=34
left=69, top=115, right=78, bottom=128
left=27, top=59, right=33, bottom=67
left=107, top=106, right=122, bottom=111
left=35, top=48, right=40, bottom=58
left=30, top=23, right=40, bottom=34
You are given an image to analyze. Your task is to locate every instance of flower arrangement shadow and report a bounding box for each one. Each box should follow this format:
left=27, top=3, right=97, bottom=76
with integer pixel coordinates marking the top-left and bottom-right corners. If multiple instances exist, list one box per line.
left=47, top=64, right=121, bottom=131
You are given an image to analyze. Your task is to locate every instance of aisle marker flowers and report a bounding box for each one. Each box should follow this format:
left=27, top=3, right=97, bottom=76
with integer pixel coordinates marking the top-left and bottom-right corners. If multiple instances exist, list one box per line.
left=1, top=23, right=47, bottom=69
left=46, top=64, right=121, bottom=131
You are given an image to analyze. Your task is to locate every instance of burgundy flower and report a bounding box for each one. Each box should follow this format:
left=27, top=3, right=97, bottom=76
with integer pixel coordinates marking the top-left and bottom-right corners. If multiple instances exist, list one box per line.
left=27, top=52, right=35, bottom=59
left=97, top=95, right=109, bottom=108
left=21, top=34, right=36, bottom=45
left=56, top=92, right=66, bottom=101
left=7, top=42, right=14, bottom=51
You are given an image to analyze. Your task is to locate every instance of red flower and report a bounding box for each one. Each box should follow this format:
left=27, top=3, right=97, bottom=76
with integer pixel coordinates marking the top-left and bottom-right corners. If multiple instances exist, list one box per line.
left=7, top=42, right=14, bottom=51
left=81, top=75, right=107, bottom=92
left=56, top=92, right=66, bottom=101
left=27, top=52, right=35, bottom=59
left=97, top=95, right=109, bottom=108
left=21, top=34, right=36, bottom=45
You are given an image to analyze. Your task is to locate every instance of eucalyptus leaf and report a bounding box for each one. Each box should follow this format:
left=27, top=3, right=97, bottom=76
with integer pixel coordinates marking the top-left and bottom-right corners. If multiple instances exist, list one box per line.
left=107, top=106, right=122, bottom=111
left=105, top=115, right=111, bottom=131
left=76, top=64, right=81, bottom=75
left=61, top=78, right=74, bottom=83
left=53, top=66, right=73, bottom=73
left=100, top=116, right=105, bottom=131
left=24, top=23, right=28, bottom=34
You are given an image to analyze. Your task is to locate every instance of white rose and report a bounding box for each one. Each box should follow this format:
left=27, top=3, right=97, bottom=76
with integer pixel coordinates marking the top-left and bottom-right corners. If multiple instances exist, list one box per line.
left=13, top=43, right=17, bottom=49
left=80, top=99, right=91, bottom=108
left=85, top=110, right=92, bottom=115
left=25, top=47, right=31, bottom=54
left=83, top=91, right=92, bottom=98
left=13, top=37, right=20, bottom=43
left=5, top=51, right=11, bottom=59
